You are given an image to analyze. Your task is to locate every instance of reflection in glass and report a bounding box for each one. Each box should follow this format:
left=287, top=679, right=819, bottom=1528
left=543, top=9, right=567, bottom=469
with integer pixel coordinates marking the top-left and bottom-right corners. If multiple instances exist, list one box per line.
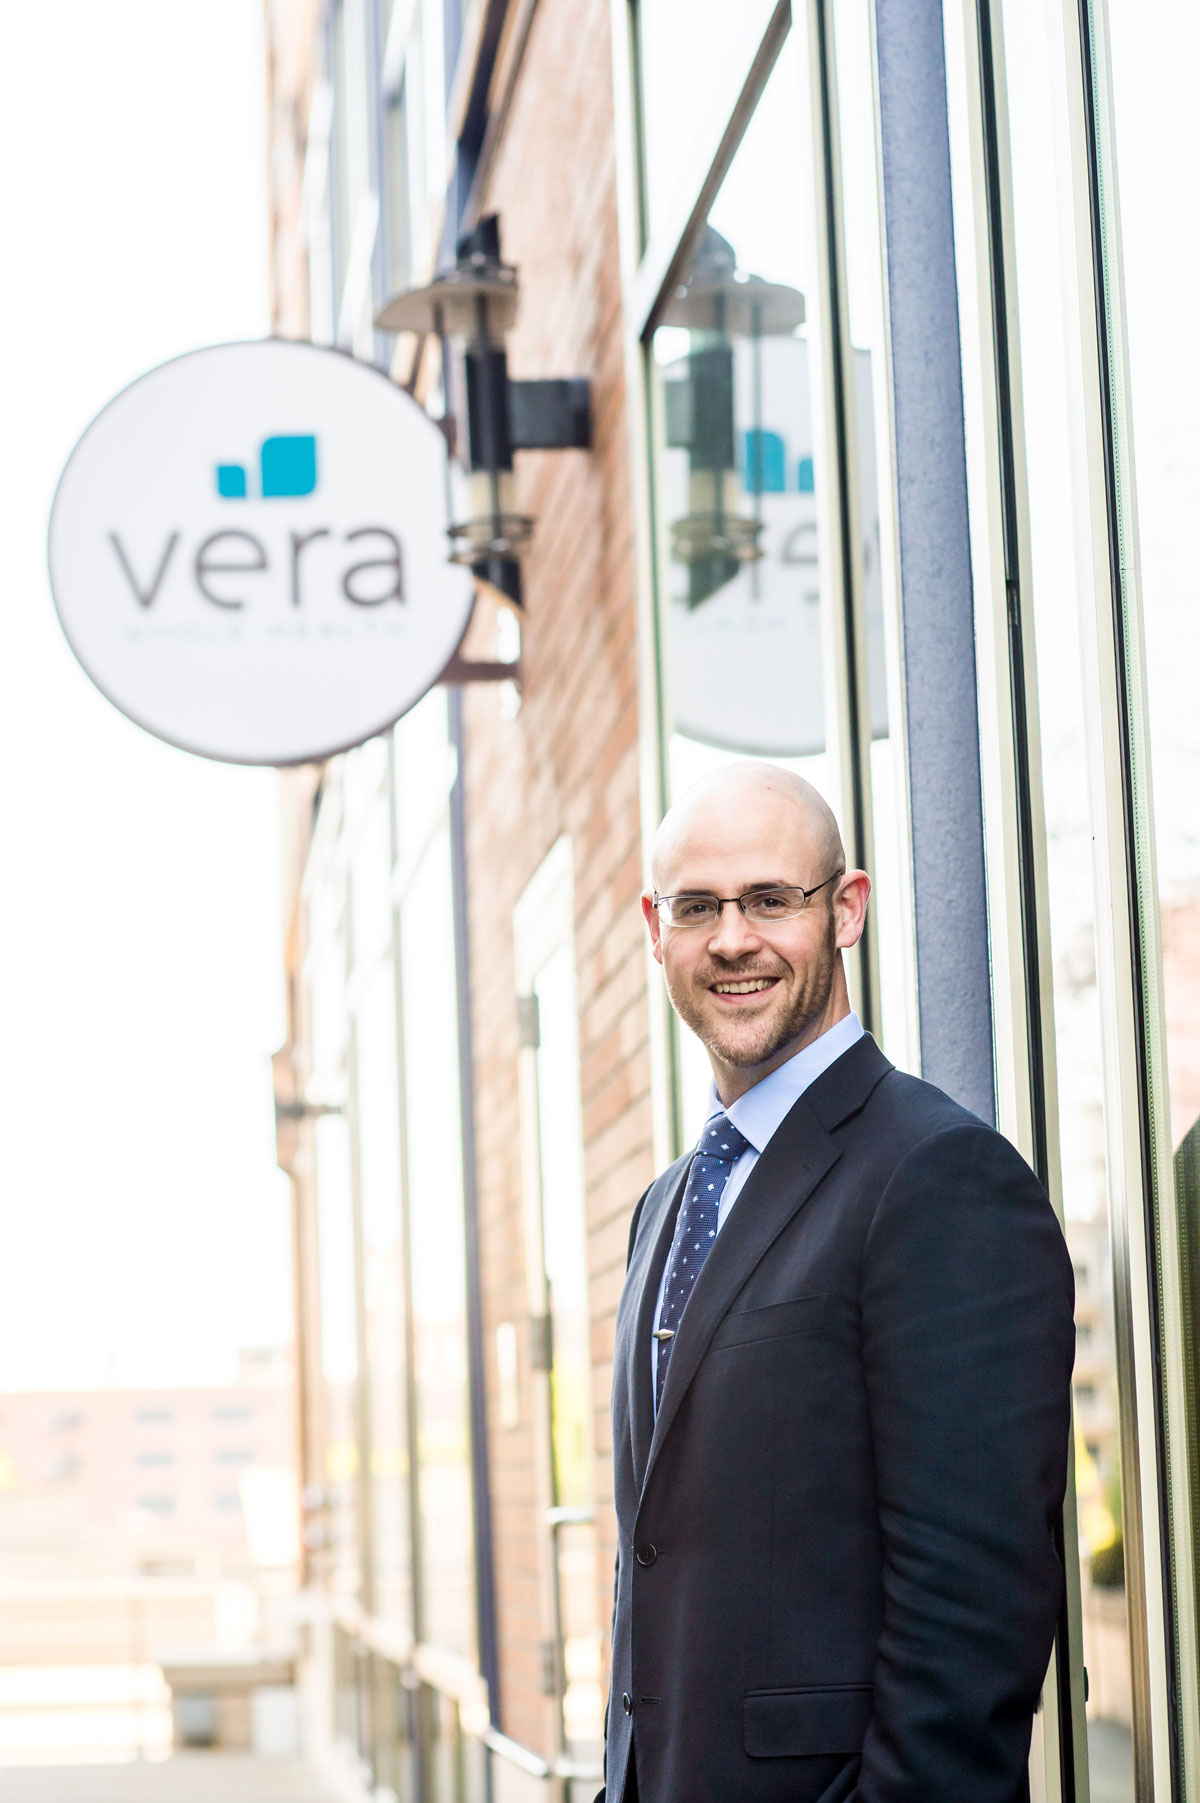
left=649, top=29, right=879, bottom=1129
left=1001, top=0, right=1136, bottom=1789
left=637, top=0, right=775, bottom=236
left=400, top=821, right=476, bottom=1660
left=657, top=222, right=822, bottom=763
left=653, top=40, right=819, bottom=770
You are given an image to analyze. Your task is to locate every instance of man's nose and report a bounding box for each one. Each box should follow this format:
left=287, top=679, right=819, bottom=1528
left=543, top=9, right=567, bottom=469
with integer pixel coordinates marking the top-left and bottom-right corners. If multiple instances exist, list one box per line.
left=707, top=899, right=763, bottom=958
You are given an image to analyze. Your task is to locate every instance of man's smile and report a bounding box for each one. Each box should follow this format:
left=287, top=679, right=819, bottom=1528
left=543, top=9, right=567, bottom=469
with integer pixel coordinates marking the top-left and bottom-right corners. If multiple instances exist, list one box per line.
left=708, top=975, right=782, bottom=1001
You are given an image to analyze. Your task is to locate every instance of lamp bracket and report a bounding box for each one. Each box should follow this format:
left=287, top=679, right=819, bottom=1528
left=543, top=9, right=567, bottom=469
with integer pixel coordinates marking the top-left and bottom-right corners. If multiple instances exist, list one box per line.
left=507, top=378, right=592, bottom=451
left=274, top=1098, right=344, bottom=1121
left=438, top=655, right=521, bottom=686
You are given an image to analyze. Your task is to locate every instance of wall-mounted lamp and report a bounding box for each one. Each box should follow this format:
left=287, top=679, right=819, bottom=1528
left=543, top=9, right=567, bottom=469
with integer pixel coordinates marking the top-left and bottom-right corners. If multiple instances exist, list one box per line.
left=272, top=1044, right=344, bottom=1176
left=661, top=227, right=805, bottom=608
left=376, top=216, right=592, bottom=609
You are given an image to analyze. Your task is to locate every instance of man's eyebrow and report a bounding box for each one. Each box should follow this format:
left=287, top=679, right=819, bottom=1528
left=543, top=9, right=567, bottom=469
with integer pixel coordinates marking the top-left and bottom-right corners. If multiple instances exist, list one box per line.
left=671, top=878, right=797, bottom=892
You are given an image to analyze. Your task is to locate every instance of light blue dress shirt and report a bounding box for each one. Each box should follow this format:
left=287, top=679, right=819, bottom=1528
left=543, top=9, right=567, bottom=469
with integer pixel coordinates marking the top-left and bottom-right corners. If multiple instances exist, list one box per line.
left=651, top=1011, right=865, bottom=1406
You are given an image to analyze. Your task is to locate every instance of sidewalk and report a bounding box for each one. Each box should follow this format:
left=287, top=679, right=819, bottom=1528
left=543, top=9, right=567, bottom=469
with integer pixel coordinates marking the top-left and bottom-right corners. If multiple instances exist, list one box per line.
left=0, top=1754, right=340, bottom=1802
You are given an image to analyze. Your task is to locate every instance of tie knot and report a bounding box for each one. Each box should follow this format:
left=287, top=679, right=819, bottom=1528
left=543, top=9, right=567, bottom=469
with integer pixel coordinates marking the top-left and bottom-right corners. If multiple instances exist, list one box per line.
left=698, top=1112, right=750, bottom=1164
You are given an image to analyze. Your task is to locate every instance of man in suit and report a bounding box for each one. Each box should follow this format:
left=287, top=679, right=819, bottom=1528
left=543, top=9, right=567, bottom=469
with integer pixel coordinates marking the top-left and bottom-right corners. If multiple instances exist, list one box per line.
left=601, top=763, right=1074, bottom=1803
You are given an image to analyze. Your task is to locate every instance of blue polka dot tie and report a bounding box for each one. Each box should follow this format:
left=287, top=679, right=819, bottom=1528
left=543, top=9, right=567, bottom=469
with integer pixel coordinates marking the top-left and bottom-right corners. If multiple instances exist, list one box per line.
left=655, top=1111, right=751, bottom=1410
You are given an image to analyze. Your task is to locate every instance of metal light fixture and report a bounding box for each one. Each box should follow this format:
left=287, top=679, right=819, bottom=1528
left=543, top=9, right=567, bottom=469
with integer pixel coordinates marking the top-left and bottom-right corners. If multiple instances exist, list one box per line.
left=377, top=216, right=591, bottom=609
left=661, top=227, right=806, bottom=609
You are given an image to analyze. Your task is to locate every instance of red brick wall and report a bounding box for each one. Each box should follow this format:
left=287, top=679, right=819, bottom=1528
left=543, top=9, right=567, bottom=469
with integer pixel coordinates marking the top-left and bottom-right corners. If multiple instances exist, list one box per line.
left=462, top=0, right=655, bottom=1754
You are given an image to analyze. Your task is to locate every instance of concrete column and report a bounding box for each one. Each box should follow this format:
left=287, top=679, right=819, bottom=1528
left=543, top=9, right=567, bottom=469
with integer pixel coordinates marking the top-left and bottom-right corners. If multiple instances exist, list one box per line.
left=874, top=0, right=996, bottom=1123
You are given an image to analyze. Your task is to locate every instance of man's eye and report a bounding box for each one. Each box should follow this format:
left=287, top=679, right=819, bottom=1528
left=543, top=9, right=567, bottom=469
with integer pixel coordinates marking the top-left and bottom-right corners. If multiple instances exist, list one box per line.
left=679, top=899, right=714, bottom=919
left=754, top=892, right=788, bottom=911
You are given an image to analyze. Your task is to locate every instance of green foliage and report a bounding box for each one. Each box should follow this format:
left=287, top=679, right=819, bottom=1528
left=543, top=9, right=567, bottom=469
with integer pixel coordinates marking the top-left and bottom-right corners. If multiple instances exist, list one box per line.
left=1090, top=1532, right=1125, bottom=1590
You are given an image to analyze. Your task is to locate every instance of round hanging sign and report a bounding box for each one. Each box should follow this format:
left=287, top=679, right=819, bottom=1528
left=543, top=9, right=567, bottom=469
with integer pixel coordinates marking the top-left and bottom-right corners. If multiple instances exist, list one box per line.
left=48, top=339, right=476, bottom=765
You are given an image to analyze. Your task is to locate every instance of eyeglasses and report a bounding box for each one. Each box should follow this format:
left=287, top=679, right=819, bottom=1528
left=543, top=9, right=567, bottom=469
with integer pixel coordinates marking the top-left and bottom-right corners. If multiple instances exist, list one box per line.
left=652, top=873, right=843, bottom=928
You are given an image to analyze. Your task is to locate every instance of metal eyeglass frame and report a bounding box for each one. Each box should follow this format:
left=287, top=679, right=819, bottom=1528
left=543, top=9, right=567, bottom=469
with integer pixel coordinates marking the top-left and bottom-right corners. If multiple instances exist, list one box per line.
left=652, top=871, right=844, bottom=926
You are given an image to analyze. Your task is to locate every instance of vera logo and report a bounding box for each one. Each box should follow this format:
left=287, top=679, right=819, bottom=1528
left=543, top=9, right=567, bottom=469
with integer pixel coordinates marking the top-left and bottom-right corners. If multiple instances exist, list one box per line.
left=216, top=434, right=318, bottom=501
left=48, top=340, right=476, bottom=766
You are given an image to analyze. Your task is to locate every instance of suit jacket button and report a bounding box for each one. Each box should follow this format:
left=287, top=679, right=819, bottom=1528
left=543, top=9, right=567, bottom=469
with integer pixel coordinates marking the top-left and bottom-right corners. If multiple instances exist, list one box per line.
left=635, top=1543, right=657, bottom=1566
left=622, top=1692, right=633, bottom=1715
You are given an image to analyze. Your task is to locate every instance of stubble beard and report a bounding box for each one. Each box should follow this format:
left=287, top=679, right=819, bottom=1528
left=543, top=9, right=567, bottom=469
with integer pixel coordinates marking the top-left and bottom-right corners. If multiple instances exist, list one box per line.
left=665, top=906, right=840, bottom=1071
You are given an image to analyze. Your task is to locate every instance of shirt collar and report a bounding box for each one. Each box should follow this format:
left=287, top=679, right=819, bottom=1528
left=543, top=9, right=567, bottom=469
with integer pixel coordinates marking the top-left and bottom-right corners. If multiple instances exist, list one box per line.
left=704, top=1011, right=865, bottom=1155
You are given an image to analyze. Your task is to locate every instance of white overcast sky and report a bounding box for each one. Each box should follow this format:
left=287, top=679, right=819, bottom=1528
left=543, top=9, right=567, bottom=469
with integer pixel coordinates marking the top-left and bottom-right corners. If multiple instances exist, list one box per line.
left=0, top=1, right=289, bottom=1389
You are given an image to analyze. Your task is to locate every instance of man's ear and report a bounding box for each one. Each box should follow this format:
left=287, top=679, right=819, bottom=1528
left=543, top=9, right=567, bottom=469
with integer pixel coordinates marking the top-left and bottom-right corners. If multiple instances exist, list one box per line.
left=833, top=870, right=871, bottom=951
left=641, top=890, right=665, bottom=967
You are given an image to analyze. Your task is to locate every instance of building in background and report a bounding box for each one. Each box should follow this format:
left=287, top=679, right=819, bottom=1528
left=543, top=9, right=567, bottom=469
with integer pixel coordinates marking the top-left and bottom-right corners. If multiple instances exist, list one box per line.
left=0, top=1357, right=299, bottom=1760
left=0, top=1367, right=294, bottom=1581
left=266, top=4, right=1200, bottom=1802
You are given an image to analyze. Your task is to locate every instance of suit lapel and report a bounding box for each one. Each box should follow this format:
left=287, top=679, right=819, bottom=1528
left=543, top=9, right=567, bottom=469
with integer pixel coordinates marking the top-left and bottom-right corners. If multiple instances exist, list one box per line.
left=642, top=1099, right=839, bottom=1492
left=641, top=1034, right=894, bottom=1497
left=617, top=1158, right=689, bottom=1497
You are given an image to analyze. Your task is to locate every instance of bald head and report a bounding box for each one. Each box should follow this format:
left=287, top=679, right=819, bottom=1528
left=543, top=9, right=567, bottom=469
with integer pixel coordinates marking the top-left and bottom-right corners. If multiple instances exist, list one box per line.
left=644, top=765, right=866, bottom=1098
left=651, top=762, right=845, bottom=893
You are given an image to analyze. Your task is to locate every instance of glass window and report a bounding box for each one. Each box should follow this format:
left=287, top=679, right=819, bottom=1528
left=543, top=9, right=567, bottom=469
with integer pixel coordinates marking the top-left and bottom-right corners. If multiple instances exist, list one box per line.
left=646, top=29, right=836, bottom=1129
left=830, top=0, right=910, bottom=1071
left=355, top=959, right=413, bottom=1630
left=315, top=1109, right=362, bottom=1596
left=1101, top=0, right=1200, bottom=1770
left=394, top=690, right=454, bottom=867
left=420, top=1686, right=487, bottom=1803
left=384, top=78, right=411, bottom=291
left=535, top=946, right=590, bottom=1511
left=532, top=941, right=602, bottom=1762
left=394, top=0, right=446, bottom=279
left=309, top=867, right=350, bottom=1096
left=333, top=1621, right=365, bottom=1759
left=419, top=0, right=446, bottom=234
left=636, top=0, right=776, bottom=237
left=403, top=16, right=427, bottom=277
left=1000, top=0, right=1137, bottom=1786
left=351, top=789, right=394, bottom=974
left=331, top=1, right=354, bottom=306
left=371, top=1655, right=415, bottom=1803
left=400, top=819, right=475, bottom=1660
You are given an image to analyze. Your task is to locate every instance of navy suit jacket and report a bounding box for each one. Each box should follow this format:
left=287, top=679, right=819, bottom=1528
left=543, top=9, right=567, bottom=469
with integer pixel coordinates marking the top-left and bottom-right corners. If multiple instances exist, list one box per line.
left=601, top=1034, right=1074, bottom=1803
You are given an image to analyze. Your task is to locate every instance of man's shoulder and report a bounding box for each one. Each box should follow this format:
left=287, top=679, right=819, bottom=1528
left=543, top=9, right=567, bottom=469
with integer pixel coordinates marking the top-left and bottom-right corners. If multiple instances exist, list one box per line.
left=820, top=1046, right=1047, bottom=1199
left=810, top=1034, right=992, bottom=1154
left=866, top=1063, right=989, bottom=1147
left=861, top=1065, right=1053, bottom=1216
